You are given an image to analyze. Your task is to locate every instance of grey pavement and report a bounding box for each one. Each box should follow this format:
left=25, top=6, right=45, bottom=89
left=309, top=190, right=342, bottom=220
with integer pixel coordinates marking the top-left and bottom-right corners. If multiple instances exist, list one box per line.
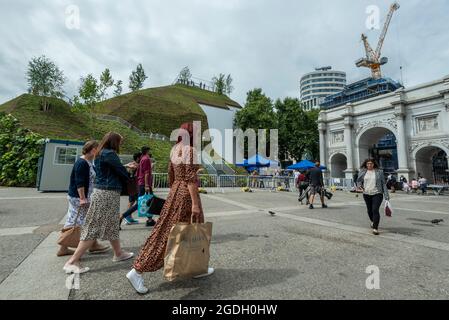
left=0, top=186, right=448, bottom=300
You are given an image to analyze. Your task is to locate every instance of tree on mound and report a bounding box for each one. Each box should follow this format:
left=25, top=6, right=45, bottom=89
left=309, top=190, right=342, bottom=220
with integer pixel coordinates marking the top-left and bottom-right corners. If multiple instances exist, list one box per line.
left=26, top=55, right=66, bottom=112
left=129, top=63, right=148, bottom=92
left=212, top=73, right=233, bottom=96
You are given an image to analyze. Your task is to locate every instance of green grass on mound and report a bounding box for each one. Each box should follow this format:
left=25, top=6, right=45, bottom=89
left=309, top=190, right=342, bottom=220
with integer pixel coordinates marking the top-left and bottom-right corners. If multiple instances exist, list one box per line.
left=0, top=94, right=173, bottom=172
left=96, top=84, right=241, bottom=137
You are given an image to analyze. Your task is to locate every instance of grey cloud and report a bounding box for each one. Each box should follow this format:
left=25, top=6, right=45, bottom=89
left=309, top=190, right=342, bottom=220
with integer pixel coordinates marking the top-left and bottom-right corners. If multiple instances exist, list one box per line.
left=0, top=0, right=448, bottom=105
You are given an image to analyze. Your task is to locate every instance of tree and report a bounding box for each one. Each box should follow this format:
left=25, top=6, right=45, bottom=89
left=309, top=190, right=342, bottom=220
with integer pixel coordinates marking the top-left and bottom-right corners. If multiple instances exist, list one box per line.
left=113, top=80, right=123, bottom=97
left=179, top=66, right=192, bottom=82
left=99, top=68, right=114, bottom=100
left=212, top=73, right=226, bottom=95
left=234, top=89, right=277, bottom=159
left=225, top=74, right=234, bottom=96
left=129, top=63, right=148, bottom=91
left=71, top=74, right=101, bottom=137
left=275, top=98, right=319, bottom=162
left=26, top=55, right=66, bottom=112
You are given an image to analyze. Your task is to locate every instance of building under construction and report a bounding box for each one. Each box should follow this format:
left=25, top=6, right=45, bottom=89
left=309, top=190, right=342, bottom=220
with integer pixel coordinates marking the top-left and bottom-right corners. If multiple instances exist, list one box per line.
left=320, top=77, right=402, bottom=110
left=320, top=2, right=402, bottom=110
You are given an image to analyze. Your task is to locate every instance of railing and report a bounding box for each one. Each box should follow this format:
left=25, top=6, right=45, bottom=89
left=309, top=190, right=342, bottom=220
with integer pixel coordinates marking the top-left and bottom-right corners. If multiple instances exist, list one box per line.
left=93, top=113, right=169, bottom=141
left=324, top=178, right=354, bottom=190
left=152, top=173, right=170, bottom=189
left=218, top=175, right=249, bottom=188
left=151, top=173, right=347, bottom=192
left=198, top=174, right=219, bottom=188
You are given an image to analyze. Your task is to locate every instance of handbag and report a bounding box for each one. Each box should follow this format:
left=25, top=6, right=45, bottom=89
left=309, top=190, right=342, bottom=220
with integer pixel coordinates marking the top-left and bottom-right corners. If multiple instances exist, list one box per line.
left=121, top=176, right=138, bottom=196
left=163, top=216, right=212, bottom=281
left=385, top=200, right=393, bottom=217
left=146, top=195, right=166, bottom=216
left=57, top=207, right=82, bottom=248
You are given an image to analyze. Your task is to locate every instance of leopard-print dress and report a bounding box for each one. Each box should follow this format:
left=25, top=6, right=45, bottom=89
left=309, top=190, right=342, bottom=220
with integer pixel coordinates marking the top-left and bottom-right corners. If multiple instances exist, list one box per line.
left=133, top=144, right=204, bottom=273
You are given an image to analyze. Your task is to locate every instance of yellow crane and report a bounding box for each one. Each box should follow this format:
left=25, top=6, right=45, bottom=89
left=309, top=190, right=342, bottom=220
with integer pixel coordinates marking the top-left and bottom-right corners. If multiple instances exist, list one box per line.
left=355, top=2, right=400, bottom=79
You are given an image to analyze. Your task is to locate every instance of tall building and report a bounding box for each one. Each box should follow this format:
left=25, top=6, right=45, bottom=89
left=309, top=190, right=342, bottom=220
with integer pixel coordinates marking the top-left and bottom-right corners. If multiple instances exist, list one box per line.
left=300, top=66, right=346, bottom=111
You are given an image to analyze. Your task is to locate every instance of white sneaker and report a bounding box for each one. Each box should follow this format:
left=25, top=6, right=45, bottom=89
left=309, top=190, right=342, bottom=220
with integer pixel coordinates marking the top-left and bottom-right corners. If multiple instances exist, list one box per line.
left=113, top=251, right=134, bottom=262
left=193, top=267, right=215, bottom=279
left=126, top=269, right=149, bottom=294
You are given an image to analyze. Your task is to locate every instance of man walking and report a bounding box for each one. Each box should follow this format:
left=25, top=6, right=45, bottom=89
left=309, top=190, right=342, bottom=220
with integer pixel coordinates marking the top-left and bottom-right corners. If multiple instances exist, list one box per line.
left=121, top=146, right=156, bottom=227
left=307, top=161, right=327, bottom=209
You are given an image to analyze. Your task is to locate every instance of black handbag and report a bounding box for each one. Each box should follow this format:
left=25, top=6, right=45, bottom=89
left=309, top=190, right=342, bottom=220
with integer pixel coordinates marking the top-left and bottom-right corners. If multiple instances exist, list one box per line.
left=121, top=176, right=137, bottom=196
left=146, top=196, right=166, bottom=216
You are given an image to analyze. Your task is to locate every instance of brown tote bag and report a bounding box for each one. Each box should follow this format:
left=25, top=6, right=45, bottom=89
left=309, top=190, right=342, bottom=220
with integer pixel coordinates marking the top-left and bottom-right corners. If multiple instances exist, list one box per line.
left=163, top=216, right=212, bottom=282
left=57, top=207, right=82, bottom=248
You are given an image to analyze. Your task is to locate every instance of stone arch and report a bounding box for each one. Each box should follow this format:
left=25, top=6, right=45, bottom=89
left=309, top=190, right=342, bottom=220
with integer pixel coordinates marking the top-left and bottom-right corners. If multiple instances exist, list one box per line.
left=412, top=144, right=449, bottom=184
left=329, top=153, right=347, bottom=178
left=356, top=126, right=398, bottom=173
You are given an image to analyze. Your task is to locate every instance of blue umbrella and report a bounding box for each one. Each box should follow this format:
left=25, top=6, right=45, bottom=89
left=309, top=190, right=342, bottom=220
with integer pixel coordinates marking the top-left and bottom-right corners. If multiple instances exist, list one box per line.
left=236, top=154, right=273, bottom=167
left=288, top=160, right=327, bottom=171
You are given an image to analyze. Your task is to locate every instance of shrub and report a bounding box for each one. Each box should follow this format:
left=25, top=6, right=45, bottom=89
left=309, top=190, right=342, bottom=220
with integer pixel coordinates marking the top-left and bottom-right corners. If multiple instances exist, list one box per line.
left=0, top=113, right=44, bottom=187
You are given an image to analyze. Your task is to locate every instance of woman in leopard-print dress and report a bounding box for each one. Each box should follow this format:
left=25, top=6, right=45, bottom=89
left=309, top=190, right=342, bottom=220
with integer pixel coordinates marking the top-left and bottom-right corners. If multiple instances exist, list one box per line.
left=126, top=123, right=212, bottom=294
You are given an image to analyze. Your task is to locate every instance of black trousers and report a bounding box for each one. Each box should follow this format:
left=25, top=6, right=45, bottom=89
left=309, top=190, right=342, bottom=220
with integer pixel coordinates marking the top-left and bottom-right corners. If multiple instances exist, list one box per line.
left=363, top=193, right=383, bottom=229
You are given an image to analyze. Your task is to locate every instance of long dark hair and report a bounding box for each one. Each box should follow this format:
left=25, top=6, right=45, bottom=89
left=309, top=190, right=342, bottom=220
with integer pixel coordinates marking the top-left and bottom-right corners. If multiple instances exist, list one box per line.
left=97, top=132, right=122, bottom=156
left=177, top=122, right=194, bottom=147
left=360, top=158, right=379, bottom=169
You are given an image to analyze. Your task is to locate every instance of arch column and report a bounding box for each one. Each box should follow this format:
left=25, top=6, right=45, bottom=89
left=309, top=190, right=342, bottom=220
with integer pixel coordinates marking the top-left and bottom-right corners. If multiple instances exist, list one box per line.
left=343, top=105, right=354, bottom=179
left=318, top=118, right=327, bottom=168
left=393, top=99, right=411, bottom=181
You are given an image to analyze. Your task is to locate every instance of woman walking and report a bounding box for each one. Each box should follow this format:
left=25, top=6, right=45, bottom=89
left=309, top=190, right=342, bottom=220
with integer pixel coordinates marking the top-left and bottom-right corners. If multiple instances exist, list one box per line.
left=126, top=123, right=213, bottom=294
left=356, top=159, right=390, bottom=235
left=58, top=140, right=109, bottom=256
left=64, top=132, right=134, bottom=273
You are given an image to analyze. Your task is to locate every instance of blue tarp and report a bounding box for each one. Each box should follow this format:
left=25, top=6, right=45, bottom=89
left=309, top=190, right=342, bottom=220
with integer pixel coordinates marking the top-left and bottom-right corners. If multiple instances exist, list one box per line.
left=288, top=160, right=327, bottom=171
left=236, top=154, right=273, bottom=167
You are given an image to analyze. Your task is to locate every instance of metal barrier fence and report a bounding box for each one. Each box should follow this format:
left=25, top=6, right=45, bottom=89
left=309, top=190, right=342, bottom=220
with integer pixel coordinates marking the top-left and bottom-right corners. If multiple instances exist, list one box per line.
left=198, top=174, right=219, bottom=188
left=219, top=175, right=249, bottom=188
left=152, top=173, right=169, bottom=189
left=324, top=178, right=354, bottom=190
left=151, top=173, right=353, bottom=192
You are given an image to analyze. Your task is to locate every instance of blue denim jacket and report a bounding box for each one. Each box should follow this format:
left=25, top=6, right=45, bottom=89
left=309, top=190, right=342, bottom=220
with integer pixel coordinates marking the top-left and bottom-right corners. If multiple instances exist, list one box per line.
left=93, top=149, right=129, bottom=192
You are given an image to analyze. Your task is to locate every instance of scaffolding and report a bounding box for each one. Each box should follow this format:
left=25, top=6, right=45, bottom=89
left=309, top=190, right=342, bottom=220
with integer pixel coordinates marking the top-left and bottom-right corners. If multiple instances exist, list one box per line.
left=320, top=77, right=402, bottom=110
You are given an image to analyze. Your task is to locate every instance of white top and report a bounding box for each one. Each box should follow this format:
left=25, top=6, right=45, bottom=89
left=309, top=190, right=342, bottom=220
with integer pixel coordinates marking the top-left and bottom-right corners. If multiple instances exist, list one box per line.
left=364, top=170, right=379, bottom=195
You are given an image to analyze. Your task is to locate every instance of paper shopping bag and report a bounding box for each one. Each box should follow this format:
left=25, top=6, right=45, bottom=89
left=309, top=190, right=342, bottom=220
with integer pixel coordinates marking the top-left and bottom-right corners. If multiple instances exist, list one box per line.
left=163, top=219, right=212, bottom=282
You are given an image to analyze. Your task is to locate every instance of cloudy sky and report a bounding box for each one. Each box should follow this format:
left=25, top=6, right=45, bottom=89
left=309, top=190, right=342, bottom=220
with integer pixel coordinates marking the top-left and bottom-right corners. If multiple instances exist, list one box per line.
left=1, top=0, right=448, bottom=105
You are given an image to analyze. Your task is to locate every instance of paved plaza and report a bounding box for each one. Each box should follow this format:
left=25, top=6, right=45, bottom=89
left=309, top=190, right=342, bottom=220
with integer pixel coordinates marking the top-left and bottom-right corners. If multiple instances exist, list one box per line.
left=0, top=187, right=448, bottom=300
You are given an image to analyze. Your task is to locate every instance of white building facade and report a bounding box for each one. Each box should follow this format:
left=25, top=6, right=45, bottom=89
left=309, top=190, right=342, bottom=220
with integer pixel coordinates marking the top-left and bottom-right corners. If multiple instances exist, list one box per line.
left=318, top=74, right=449, bottom=183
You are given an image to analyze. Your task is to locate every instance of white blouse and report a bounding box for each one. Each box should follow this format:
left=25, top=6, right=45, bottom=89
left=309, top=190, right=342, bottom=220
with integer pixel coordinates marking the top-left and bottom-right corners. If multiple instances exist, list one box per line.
left=364, top=170, right=379, bottom=195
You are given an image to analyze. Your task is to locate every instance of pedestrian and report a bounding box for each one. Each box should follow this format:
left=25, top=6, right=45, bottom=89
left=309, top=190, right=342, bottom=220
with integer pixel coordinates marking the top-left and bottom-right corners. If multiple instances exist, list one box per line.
left=121, top=147, right=157, bottom=227
left=418, top=176, right=428, bottom=195
left=126, top=122, right=213, bottom=294
left=411, top=178, right=419, bottom=193
left=403, top=181, right=411, bottom=194
left=356, top=158, right=390, bottom=236
left=57, top=140, right=109, bottom=257
left=307, top=161, right=327, bottom=209
left=388, top=174, right=397, bottom=193
left=63, top=132, right=134, bottom=274
left=296, top=171, right=309, bottom=205
left=120, top=152, right=142, bottom=226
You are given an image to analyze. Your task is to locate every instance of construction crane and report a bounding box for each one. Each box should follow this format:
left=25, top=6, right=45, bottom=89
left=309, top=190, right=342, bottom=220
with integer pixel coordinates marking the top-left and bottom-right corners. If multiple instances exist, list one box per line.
left=355, top=2, right=400, bottom=79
